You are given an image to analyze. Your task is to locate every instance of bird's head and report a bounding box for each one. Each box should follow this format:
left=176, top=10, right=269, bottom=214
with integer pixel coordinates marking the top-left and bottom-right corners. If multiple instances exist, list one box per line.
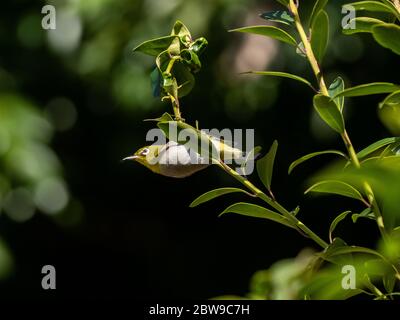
left=123, top=145, right=161, bottom=174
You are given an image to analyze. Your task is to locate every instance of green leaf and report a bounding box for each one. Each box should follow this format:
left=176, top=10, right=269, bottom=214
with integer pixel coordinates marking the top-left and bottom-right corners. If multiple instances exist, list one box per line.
left=161, top=74, right=179, bottom=99
left=324, top=237, right=348, bottom=251
left=189, top=37, right=208, bottom=56
left=380, top=140, right=400, bottom=157
left=219, top=202, right=295, bottom=229
left=352, top=208, right=375, bottom=223
left=347, top=1, right=398, bottom=15
left=311, top=10, right=329, bottom=64
left=372, top=23, right=400, bottom=55
left=330, top=158, right=400, bottom=228
left=259, top=11, right=294, bottom=26
left=328, top=77, right=345, bottom=111
left=288, top=150, right=347, bottom=175
left=309, top=0, right=328, bottom=28
left=296, top=41, right=307, bottom=57
left=383, top=272, right=396, bottom=293
left=357, top=137, right=400, bottom=159
left=229, top=26, right=297, bottom=46
left=332, top=82, right=400, bottom=99
left=143, top=112, right=173, bottom=122
left=364, top=259, right=389, bottom=275
left=329, top=211, right=352, bottom=243
left=327, top=246, right=387, bottom=260
left=241, top=146, right=262, bottom=176
left=172, top=62, right=196, bottom=97
left=150, top=67, right=162, bottom=97
left=318, top=238, right=353, bottom=266
left=133, top=35, right=178, bottom=56
left=189, top=188, right=250, bottom=207
left=320, top=239, right=388, bottom=269
left=313, top=94, right=345, bottom=133
left=243, top=71, right=315, bottom=90
left=343, top=17, right=385, bottom=35
left=167, top=36, right=181, bottom=56
left=380, top=90, right=400, bottom=109
left=379, top=90, right=400, bottom=134
left=381, top=228, right=400, bottom=260
left=181, top=49, right=201, bottom=73
left=171, top=20, right=192, bottom=45
left=256, top=140, right=278, bottom=191
left=305, top=180, right=366, bottom=203
left=322, top=237, right=348, bottom=258
left=156, top=50, right=172, bottom=73
left=301, top=267, right=364, bottom=300
left=155, top=49, right=195, bottom=98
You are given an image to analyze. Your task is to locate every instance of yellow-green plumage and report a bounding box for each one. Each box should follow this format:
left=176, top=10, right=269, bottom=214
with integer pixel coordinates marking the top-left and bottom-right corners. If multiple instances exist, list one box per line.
left=124, top=139, right=244, bottom=178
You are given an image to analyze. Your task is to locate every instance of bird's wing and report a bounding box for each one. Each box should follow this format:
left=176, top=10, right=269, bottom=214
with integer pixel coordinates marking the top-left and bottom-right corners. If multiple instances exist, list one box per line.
left=208, top=137, right=244, bottom=161
left=159, top=142, right=208, bottom=165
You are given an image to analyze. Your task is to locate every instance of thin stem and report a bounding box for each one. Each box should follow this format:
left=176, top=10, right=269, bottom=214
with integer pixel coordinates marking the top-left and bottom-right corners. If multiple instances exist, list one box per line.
left=289, top=0, right=389, bottom=241
left=165, top=58, right=177, bottom=74
left=343, top=130, right=388, bottom=240
left=289, top=1, right=328, bottom=95
left=172, top=97, right=182, bottom=121
left=394, top=0, right=400, bottom=13
left=217, top=161, right=329, bottom=249
left=164, top=58, right=183, bottom=121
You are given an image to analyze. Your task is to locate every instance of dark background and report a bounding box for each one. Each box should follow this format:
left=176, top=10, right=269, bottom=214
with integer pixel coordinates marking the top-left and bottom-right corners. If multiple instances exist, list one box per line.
left=0, top=0, right=397, bottom=299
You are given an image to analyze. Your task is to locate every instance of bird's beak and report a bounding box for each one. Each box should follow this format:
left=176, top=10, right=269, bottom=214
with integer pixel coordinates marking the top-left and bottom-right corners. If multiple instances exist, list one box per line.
left=122, top=155, right=139, bottom=161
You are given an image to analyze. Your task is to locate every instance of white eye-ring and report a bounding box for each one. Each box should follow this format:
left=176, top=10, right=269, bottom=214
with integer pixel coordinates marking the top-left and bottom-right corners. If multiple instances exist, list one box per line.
left=140, top=148, right=150, bottom=156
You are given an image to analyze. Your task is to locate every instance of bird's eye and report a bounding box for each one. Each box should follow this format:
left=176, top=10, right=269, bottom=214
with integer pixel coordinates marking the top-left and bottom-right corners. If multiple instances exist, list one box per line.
left=140, top=148, right=150, bottom=156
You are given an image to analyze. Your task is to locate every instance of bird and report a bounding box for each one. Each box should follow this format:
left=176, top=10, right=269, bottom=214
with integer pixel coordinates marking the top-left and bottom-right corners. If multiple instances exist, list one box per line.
left=123, top=138, right=245, bottom=178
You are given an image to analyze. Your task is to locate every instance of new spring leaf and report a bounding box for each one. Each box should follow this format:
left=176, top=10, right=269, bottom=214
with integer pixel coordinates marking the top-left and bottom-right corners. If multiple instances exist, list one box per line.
left=219, top=202, right=295, bottom=229
left=256, top=140, right=278, bottom=192
left=190, top=188, right=250, bottom=207
left=313, top=94, right=345, bottom=133
left=229, top=26, right=297, bottom=46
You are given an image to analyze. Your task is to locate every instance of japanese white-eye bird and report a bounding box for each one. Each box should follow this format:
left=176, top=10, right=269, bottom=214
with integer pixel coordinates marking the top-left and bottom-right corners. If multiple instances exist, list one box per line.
left=124, top=139, right=244, bottom=178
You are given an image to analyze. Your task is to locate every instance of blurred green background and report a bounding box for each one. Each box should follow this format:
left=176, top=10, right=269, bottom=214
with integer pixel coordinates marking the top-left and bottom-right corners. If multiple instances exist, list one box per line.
left=0, top=0, right=397, bottom=299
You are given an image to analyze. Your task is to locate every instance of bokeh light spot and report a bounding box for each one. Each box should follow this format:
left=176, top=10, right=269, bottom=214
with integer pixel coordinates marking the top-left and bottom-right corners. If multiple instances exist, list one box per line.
left=34, top=177, right=69, bottom=215
left=45, top=97, right=78, bottom=131
left=17, top=13, right=44, bottom=48
left=47, top=9, right=82, bottom=54
left=3, top=188, right=35, bottom=222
